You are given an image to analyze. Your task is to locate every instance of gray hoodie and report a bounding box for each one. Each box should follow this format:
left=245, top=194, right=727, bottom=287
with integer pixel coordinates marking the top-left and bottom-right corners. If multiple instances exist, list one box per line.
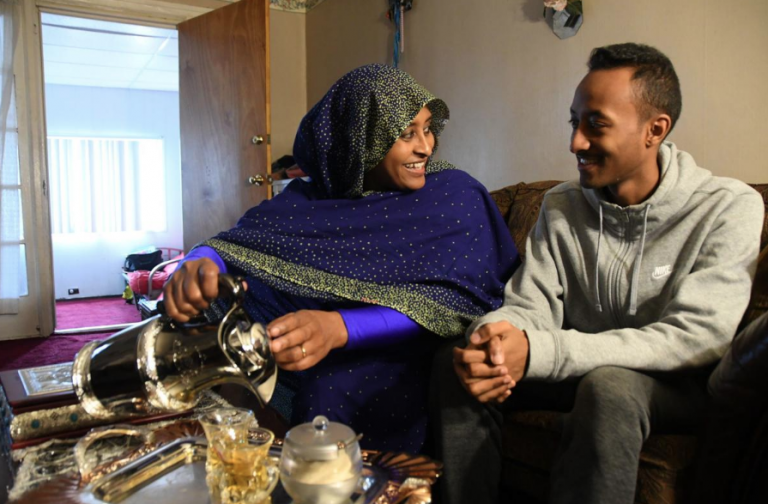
left=470, top=142, right=765, bottom=381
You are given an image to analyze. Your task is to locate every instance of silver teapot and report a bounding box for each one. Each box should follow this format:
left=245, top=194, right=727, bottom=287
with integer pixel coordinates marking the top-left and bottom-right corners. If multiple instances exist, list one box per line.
left=72, top=274, right=276, bottom=418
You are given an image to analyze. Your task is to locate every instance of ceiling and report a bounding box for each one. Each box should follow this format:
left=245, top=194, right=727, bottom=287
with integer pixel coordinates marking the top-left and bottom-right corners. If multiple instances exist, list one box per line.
left=41, top=13, right=179, bottom=92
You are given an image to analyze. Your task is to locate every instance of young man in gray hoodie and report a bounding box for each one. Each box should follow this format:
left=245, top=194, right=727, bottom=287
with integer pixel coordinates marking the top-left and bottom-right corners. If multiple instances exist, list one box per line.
left=432, top=43, right=765, bottom=504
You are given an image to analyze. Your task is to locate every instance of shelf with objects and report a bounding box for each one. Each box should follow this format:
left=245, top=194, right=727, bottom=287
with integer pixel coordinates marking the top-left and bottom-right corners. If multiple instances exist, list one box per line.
left=121, top=246, right=184, bottom=319
left=270, top=155, right=309, bottom=197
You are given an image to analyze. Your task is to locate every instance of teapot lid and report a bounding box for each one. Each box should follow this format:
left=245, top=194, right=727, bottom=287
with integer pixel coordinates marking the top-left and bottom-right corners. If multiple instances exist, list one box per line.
left=284, top=415, right=358, bottom=461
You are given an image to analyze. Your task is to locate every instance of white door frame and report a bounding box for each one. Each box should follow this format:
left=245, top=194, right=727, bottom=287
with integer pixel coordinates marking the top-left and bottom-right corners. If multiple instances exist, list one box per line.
left=2, top=0, right=219, bottom=340
left=1, top=0, right=54, bottom=340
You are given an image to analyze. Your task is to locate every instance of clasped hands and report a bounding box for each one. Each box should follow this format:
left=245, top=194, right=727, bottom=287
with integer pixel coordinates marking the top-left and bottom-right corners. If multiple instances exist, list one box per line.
left=453, top=321, right=530, bottom=404
left=163, top=258, right=348, bottom=372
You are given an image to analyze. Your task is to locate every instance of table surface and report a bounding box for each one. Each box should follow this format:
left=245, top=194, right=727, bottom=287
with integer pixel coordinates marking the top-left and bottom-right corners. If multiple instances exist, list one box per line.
left=5, top=423, right=440, bottom=504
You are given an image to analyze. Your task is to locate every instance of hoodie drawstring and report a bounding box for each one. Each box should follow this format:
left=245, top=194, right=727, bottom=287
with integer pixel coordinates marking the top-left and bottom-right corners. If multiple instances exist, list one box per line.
left=594, top=204, right=604, bottom=313
left=628, top=204, right=651, bottom=316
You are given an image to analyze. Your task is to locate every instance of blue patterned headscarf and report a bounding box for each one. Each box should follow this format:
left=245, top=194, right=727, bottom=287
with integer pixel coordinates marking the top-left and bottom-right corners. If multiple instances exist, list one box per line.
left=204, top=64, right=519, bottom=337
left=294, top=63, right=450, bottom=198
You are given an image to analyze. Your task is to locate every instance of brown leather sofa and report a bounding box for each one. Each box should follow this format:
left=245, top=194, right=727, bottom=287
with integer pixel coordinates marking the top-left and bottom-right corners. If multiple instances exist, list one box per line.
left=488, top=181, right=768, bottom=504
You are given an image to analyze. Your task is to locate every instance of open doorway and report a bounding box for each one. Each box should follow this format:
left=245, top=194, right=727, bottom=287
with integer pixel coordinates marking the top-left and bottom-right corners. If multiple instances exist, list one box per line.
left=40, top=13, right=182, bottom=333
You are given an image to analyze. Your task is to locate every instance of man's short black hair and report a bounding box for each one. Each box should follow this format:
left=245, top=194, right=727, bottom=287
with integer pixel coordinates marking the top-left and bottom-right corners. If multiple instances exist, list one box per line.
left=588, top=43, right=682, bottom=134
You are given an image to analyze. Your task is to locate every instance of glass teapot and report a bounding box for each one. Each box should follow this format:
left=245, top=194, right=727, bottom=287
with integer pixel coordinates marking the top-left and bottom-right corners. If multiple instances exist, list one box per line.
left=279, top=415, right=363, bottom=504
left=72, top=274, right=276, bottom=417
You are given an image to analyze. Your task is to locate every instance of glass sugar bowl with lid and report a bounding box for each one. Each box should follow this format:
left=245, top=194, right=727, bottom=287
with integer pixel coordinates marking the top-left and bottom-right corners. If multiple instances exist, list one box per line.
left=279, top=415, right=362, bottom=504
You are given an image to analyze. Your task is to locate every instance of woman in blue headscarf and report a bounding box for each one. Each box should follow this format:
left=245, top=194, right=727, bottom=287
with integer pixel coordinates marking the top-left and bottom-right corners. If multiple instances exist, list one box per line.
left=164, top=64, right=519, bottom=452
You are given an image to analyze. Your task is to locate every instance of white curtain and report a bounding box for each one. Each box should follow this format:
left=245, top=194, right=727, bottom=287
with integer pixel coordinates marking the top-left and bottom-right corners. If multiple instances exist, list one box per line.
left=47, top=137, right=166, bottom=234
left=0, top=0, right=22, bottom=315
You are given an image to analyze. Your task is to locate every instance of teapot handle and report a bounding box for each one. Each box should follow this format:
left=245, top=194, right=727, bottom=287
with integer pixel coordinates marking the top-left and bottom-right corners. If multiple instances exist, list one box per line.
left=217, top=273, right=247, bottom=304
left=156, top=274, right=247, bottom=324
left=217, top=275, right=271, bottom=408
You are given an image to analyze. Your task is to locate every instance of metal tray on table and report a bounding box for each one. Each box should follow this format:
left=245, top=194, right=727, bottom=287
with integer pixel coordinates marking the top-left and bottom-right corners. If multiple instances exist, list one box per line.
left=76, top=437, right=388, bottom=504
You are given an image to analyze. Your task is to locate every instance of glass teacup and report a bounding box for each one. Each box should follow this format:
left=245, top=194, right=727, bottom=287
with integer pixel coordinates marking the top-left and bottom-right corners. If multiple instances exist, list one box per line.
left=200, top=408, right=278, bottom=504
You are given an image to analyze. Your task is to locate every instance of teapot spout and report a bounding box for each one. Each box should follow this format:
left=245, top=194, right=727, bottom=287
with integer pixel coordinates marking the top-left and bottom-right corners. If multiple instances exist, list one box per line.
left=245, top=365, right=278, bottom=408
left=218, top=312, right=278, bottom=409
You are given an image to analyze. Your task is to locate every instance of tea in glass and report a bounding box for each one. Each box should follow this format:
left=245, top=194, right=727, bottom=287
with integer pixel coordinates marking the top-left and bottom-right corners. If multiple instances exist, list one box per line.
left=200, top=408, right=277, bottom=504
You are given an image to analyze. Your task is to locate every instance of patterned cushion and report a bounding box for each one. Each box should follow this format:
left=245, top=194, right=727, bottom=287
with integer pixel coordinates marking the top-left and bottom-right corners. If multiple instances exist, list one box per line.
left=490, top=181, right=560, bottom=261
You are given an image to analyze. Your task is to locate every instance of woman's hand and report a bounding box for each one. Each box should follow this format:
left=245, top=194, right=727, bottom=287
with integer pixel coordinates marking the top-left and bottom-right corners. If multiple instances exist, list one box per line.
left=162, top=258, right=220, bottom=322
left=267, top=310, right=349, bottom=371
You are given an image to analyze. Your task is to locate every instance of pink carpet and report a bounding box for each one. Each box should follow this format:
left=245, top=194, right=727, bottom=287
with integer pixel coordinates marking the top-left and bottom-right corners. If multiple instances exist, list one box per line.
left=0, top=297, right=143, bottom=372
left=55, top=296, right=142, bottom=330
left=0, top=332, right=113, bottom=372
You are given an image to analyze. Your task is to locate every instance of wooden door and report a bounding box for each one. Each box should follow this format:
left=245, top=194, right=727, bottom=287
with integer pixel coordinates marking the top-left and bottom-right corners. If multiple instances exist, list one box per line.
left=178, top=0, right=271, bottom=251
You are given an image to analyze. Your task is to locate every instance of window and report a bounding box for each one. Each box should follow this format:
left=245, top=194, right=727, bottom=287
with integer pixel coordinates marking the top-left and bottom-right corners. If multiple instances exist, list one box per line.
left=0, top=79, right=28, bottom=303
left=47, top=136, right=166, bottom=234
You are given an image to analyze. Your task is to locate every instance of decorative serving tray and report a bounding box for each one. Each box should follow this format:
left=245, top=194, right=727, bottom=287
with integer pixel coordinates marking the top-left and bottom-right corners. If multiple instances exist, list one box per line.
left=17, top=420, right=441, bottom=504
left=75, top=437, right=386, bottom=504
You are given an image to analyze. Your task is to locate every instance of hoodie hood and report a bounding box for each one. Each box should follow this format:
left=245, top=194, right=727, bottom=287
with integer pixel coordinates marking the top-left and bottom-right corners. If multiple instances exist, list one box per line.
left=582, top=141, right=712, bottom=235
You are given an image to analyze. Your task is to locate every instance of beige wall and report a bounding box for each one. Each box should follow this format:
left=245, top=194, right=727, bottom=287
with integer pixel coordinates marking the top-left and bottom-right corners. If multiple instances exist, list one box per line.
left=270, top=8, right=307, bottom=161
left=306, top=0, right=391, bottom=106
left=306, top=0, right=768, bottom=190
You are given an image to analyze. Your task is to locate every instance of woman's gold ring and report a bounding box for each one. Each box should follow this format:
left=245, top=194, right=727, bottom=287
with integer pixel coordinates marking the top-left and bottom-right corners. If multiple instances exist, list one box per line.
left=300, top=345, right=307, bottom=358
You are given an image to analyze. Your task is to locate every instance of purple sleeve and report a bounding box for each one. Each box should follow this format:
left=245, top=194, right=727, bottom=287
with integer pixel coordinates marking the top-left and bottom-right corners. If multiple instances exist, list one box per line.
left=177, top=246, right=228, bottom=274
left=179, top=250, right=424, bottom=350
left=338, top=305, right=427, bottom=351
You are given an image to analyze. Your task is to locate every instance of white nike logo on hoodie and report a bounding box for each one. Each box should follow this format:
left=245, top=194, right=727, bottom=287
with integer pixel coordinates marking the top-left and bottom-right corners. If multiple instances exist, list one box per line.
left=652, top=265, right=672, bottom=280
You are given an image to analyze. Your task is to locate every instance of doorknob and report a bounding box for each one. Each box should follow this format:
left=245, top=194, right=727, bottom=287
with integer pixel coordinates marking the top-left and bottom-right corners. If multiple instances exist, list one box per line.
left=251, top=135, right=265, bottom=145
left=247, top=174, right=272, bottom=186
